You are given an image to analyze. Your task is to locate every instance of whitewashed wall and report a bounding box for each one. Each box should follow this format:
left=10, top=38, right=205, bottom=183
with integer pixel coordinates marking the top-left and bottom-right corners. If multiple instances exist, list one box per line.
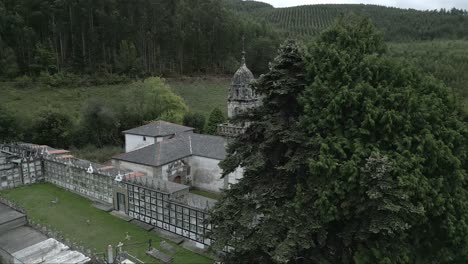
left=112, top=160, right=162, bottom=178
left=125, top=134, right=155, bottom=152
left=190, top=156, right=224, bottom=192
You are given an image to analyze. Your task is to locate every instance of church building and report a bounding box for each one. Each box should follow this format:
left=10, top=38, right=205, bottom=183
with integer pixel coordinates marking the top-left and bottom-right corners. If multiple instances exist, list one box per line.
left=111, top=51, right=258, bottom=193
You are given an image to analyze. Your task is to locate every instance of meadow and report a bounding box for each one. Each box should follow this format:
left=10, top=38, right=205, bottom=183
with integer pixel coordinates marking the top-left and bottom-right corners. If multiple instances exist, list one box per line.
left=0, top=77, right=229, bottom=123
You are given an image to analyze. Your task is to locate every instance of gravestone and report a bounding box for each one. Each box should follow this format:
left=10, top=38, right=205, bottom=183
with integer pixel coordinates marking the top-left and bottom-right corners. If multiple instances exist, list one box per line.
left=160, top=241, right=178, bottom=254
left=146, top=248, right=173, bottom=264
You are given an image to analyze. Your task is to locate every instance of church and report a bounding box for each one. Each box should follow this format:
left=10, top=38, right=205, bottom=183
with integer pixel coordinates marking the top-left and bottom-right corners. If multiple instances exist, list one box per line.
left=111, top=51, right=260, bottom=193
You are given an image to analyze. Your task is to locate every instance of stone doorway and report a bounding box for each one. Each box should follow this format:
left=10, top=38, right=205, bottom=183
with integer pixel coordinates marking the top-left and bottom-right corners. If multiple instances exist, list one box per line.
left=174, top=176, right=182, bottom=184
left=117, top=193, right=126, bottom=212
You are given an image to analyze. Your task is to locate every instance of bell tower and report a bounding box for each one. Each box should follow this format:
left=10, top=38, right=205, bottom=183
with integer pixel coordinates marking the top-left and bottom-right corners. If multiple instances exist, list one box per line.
left=218, top=41, right=260, bottom=137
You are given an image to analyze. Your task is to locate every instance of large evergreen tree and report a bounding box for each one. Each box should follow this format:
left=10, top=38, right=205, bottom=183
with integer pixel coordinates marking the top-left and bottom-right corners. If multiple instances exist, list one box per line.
left=210, top=39, right=308, bottom=262
left=210, top=18, right=468, bottom=264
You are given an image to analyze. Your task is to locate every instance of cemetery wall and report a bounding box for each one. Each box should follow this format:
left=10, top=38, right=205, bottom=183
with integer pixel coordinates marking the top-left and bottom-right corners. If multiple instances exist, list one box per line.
left=44, top=158, right=114, bottom=204
left=0, top=150, right=43, bottom=191
left=1, top=143, right=213, bottom=246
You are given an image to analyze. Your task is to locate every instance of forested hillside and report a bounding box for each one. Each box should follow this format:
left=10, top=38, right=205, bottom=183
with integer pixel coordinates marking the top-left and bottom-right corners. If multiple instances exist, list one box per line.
left=227, top=0, right=468, bottom=41
left=225, top=0, right=468, bottom=112
left=0, top=0, right=279, bottom=78
left=1, top=0, right=468, bottom=79
left=389, top=41, right=468, bottom=112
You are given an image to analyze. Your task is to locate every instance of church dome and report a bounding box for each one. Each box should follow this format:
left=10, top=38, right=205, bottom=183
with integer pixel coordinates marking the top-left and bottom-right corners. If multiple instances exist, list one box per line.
left=232, top=56, right=254, bottom=87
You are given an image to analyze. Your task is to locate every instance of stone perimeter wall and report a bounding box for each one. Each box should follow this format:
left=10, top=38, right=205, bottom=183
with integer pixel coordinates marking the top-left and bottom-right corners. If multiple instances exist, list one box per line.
left=0, top=150, right=43, bottom=191
left=0, top=144, right=212, bottom=246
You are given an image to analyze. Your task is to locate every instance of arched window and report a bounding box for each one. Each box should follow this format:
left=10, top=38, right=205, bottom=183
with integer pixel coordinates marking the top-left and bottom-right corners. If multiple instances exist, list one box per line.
left=234, top=107, right=240, bottom=116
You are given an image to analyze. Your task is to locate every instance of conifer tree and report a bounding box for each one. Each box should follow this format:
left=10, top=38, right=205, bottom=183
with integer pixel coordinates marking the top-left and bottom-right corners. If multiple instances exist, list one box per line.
left=210, top=17, right=468, bottom=264
left=210, top=39, right=308, bottom=263
left=206, top=107, right=226, bottom=134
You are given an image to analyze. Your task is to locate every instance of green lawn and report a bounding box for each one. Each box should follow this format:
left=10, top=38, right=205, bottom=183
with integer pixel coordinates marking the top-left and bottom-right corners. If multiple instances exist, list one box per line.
left=0, top=183, right=212, bottom=264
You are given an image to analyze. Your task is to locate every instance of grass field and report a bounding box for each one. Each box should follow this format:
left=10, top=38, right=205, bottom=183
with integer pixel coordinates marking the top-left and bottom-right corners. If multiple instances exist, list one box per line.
left=0, top=77, right=229, bottom=123
left=0, top=183, right=212, bottom=264
left=167, top=77, right=228, bottom=116
left=0, top=82, right=129, bottom=121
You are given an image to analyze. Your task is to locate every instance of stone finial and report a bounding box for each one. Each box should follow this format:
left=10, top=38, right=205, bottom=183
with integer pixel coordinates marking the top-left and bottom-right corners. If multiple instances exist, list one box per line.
left=87, top=164, right=94, bottom=174
left=115, top=171, right=123, bottom=182
left=241, top=35, right=246, bottom=66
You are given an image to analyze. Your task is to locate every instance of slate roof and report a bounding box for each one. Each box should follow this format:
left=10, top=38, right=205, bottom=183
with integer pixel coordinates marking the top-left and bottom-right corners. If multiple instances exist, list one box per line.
left=122, top=121, right=194, bottom=137
left=190, top=133, right=227, bottom=160
left=113, top=133, right=227, bottom=167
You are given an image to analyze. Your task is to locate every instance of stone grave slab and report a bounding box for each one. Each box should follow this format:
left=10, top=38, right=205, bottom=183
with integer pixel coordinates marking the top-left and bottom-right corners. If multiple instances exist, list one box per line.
left=146, top=248, right=173, bottom=264
left=92, top=202, right=113, bottom=212
left=160, top=241, right=178, bottom=254
left=130, top=219, right=154, bottom=231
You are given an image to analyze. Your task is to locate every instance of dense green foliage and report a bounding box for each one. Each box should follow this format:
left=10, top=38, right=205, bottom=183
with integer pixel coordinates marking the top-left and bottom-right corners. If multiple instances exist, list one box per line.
left=0, top=184, right=212, bottom=264
left=31, top=110, right=74, bottom=148
left=389, top=41, right=468, bottom=112
left=119, top=77, right=188, bottom=128
left=0, top=0, right=279, bottom=78
left=0, top=105, right=18, bottom=141
left=206, top=107, right=226, bottom=134
left=75, top=77, right=187, bottom=148
left=77, top=99, right=121, bottom=148
left=228, top=1, right=468, bottom=41
left=183, top=112, right=206, bottom=133
left=210, top=18, right=468, bottom=264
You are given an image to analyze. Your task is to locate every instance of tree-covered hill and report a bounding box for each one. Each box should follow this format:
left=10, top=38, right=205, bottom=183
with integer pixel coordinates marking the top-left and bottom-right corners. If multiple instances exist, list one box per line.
left=1, top=0, right=468, bottom=79
left=227, top=0, right=468, bottom=41
left=0, top=0, right=280, bottom=78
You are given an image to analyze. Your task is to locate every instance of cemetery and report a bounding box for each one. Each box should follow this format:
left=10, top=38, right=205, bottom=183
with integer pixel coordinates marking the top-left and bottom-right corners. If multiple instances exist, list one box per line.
left=0, top=183, right=212, bottom=264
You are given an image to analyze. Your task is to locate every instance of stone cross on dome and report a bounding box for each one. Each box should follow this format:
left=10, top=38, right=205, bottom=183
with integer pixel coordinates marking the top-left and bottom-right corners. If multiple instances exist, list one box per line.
left=241, top=35, right=246, bottom=66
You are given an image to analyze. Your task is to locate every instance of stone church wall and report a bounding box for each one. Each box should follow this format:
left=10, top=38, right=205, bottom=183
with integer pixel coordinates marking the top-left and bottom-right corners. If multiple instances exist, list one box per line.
left=190, top=155, right=226, bottom=192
